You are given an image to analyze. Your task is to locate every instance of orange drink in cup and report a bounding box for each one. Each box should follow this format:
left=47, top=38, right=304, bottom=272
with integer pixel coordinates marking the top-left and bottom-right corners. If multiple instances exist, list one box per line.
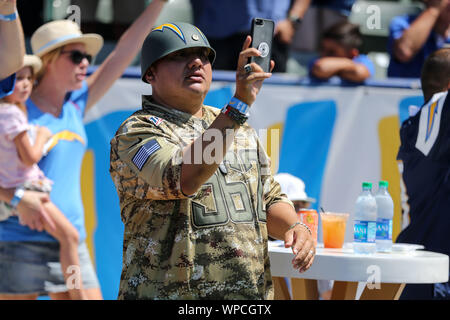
left=320, top=212, right=349, bottom=248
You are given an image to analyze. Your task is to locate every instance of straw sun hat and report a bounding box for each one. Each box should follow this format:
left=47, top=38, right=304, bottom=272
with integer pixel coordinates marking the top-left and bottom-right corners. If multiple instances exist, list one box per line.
left=31, top=20, right=104, bottom=57
left=22, top=55, right=42, bottom=74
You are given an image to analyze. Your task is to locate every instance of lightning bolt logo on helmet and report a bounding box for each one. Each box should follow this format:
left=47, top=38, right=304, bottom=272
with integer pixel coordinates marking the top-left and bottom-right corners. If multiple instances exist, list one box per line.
left=152, top=23, right=186, bottom=44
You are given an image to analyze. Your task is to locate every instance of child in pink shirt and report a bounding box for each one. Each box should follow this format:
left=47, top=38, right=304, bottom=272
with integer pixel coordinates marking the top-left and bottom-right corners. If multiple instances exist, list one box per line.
left=0, top=55, right=87, bottom=300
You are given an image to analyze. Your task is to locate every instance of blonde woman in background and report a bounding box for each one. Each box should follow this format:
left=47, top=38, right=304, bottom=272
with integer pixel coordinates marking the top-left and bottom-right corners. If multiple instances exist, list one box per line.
left=0, top=55, right=88, bottom=300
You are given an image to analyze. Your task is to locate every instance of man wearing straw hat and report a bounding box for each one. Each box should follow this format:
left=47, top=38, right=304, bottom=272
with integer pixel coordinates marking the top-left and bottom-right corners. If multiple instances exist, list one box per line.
left=109, top=22, right=316, bottom=299
left=0, top=0, right=168, bottom=300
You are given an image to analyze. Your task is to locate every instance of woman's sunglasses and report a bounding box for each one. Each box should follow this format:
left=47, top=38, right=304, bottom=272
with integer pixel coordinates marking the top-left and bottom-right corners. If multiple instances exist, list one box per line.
left=61, top=50, right=92, bottom=64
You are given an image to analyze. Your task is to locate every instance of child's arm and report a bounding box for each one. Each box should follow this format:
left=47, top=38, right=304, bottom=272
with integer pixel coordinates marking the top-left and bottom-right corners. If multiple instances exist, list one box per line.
left=0, top=187, right=55, bottom=232
left=14, top=126, right=52, bottom=166
left=338, top=61, right=371, bottom=83
left=311, top=57, right=370, bottom=82
left=311, top=57, right=355, bottom=79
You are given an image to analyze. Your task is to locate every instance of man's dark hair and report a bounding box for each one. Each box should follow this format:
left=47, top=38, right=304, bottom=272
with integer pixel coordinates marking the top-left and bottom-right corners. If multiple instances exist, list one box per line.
left=322, top=21, right=363, bottom=51
left=421, top=48, right=450, bottom=102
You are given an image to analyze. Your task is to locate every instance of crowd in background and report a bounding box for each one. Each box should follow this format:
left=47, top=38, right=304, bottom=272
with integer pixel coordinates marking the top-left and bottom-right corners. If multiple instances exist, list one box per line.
left=15, top=0, right=450, bottom=81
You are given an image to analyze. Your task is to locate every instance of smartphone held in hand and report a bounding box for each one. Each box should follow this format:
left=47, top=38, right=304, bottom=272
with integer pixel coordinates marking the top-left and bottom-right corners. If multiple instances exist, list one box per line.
left=249, top=18, right=274, bottom=73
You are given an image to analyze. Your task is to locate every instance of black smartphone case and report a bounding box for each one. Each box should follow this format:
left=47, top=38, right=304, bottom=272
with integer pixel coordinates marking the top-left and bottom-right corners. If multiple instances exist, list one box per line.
left=249, top=18, right=274, bottom=73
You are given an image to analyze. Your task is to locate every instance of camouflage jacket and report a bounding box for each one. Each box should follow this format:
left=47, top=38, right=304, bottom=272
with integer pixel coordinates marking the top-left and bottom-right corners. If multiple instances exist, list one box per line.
left=109, top=96, right=292, bottom=300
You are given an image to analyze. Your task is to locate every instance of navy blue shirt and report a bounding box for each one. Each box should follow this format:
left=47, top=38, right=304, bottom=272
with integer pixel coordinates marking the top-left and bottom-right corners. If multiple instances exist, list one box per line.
left=396, top=90, right=450, bottom=258
left=388, top=14, right=450, bottom=78
left=191, top=0, right=290, bottom=38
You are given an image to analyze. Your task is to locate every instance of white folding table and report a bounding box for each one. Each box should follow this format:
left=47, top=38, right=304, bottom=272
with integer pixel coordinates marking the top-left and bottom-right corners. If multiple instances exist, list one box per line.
left=269, top=241, right=449, bottom=300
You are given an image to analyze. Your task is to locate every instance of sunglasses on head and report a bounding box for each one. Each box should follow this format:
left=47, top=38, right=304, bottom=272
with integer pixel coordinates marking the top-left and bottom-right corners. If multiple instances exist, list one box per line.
left=60, top=50, right=92, bottom=64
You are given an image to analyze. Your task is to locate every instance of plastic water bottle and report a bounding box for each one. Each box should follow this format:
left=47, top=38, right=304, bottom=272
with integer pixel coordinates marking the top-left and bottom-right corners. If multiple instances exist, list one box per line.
left=375, top=181, right=394, bottom=252
left=353, top=182, right=377, bottom=254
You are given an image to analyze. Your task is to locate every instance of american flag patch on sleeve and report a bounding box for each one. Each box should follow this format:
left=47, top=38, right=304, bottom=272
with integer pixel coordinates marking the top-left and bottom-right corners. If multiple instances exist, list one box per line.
left=132, top=139, right=161, bottom=170
left=149, top=116, right=163, bottom=126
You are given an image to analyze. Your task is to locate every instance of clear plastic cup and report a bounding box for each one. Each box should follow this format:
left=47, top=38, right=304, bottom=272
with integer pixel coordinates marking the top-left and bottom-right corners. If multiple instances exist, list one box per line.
left=320, top=212, right=349, bottom=248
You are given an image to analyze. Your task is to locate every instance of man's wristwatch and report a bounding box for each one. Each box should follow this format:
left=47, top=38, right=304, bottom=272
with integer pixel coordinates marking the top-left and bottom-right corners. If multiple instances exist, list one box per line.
left=10, top=187, right=25, bottom=208
left=288, top=14, right=302, bottom=27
